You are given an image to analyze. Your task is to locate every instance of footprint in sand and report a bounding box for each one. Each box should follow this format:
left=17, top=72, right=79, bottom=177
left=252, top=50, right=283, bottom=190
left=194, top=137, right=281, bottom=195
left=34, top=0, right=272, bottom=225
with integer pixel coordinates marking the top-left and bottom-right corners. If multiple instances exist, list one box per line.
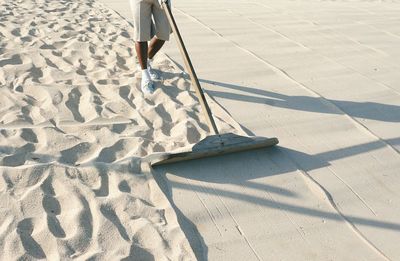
left=20, top=129, right=38, bottom=143
left=154, top=104, right=173, bottom=136
left=16, top=219, right=46, bottom=259
left=186, top=122, right=201, bottom=144
left=116, top=53, right=129, bottom=70
left=1, top=143, right=35, bottom=167
left=59, top=142, right=95, bottom=165
left=111, top=123, right=127, bottom=134
left=42, top=171, right=95, bottom=254
left=65, top=87, right=85, bottom=122
left=100, top=204, right=130, bottom=241
left=0, top=54, right=22, bottom=67
left=28, top=65, right=43, bottom=83
left=92, top=165, right=109, bottom=197
left=118, top=180, right=131, bottom=193
left=96, top=140, right=125, bottom=163
left=119, top=85, right=136, bottom=110
left=11, top=28, right=21, bottom=37
left=40, top=176, right=66, bottom=238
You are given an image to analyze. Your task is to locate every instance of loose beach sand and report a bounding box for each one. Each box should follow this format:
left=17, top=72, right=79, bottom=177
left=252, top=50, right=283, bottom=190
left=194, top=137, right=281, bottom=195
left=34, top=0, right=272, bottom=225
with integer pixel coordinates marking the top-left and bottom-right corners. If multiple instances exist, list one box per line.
left=2, top=0, right=400, bottom=260
left=0, top=0, right=242, bottom=259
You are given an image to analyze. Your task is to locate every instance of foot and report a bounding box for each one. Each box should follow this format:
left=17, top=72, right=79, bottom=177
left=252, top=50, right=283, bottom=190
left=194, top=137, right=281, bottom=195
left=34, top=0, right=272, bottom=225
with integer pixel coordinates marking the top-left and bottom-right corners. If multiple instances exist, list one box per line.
left=148, top=67, right=161, bottom=81
left=137, top=61, right=162, bottom=81
left=141, top=79, right=155, bottom=94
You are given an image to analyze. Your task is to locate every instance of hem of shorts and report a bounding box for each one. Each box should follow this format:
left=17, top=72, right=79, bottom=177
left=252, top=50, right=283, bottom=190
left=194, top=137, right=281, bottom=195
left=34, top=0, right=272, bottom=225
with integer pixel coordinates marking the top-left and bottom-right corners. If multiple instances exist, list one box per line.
left=155, top=35, right=170, bottom=41
left=134, top=37, right=153, bottom=42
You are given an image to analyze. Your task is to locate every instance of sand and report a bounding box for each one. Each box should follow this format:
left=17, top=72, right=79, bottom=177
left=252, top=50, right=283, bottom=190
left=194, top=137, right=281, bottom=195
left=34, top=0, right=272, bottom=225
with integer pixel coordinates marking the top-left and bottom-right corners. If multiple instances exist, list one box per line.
left=0, top=0, right=242, bottom=259
left=2, top=0, right=400, bottom=260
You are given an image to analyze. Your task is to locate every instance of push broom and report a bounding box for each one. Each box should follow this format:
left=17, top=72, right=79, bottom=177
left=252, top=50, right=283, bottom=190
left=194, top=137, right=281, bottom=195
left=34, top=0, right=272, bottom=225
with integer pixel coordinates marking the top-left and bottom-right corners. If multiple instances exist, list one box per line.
left=148, top=2, right=279, bottom=166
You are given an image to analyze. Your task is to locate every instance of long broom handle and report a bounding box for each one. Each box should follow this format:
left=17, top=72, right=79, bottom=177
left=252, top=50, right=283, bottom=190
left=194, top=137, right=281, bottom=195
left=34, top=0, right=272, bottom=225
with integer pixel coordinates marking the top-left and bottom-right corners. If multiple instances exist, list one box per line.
left=162, top=3, right=219, bottom=135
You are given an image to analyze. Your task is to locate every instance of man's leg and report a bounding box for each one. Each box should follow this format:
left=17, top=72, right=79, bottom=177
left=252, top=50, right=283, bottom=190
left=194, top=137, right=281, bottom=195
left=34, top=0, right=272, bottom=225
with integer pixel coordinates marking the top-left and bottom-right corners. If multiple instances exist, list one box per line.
left=146, top=37, right=165, bottom=81
left=136, top=38, right=164, bottom=69
left=130, top=0, right=155, bottom=94
left=148, top=37, right=165, bottom=60
left=135, top=41, right=155, bottom=94
left=135, top=41, right=148, bottom=70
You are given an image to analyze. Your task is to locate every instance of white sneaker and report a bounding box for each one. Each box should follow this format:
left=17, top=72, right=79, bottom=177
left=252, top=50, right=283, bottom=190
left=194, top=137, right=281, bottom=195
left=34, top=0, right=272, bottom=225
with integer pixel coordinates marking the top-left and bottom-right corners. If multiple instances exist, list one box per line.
left=137, top=59, right=162, bottom=81
left=148, top=67, right=161, bottom=81
left=141, top=79, right=155, bottom=94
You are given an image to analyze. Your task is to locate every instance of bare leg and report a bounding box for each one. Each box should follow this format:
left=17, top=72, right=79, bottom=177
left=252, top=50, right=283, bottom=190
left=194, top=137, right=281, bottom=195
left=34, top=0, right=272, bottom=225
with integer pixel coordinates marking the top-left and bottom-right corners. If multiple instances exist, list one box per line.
left=148, top=37, right=165, bottom=59
left=135, top=41, right=148, bottom=69
left=135, top=38, right=165, bottom=94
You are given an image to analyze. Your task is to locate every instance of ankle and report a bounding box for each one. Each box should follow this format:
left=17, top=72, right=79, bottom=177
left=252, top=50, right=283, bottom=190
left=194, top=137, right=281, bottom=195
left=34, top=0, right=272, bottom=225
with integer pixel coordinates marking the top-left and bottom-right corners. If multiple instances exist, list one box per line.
left=147, top=58, right=153, bottom=68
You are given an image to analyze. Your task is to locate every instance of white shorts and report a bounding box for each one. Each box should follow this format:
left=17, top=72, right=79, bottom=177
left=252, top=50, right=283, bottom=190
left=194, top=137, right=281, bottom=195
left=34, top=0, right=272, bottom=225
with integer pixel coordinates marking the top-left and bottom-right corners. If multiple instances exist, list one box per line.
left=130, top=0, right=171, bottom=42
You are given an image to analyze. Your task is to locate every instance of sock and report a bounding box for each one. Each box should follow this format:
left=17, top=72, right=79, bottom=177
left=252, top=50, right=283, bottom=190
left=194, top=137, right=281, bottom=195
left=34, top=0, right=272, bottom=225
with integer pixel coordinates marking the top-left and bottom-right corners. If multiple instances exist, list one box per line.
left=147, top=58, right=153, bottom=69
left=142, top=69, right=151, bottom=82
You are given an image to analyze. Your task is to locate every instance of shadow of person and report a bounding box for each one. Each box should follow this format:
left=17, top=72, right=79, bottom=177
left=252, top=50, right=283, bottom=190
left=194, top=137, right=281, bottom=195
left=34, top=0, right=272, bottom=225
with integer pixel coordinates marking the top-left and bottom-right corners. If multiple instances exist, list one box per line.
left=159, top=59, right=400, bottom=123
left=148, top=75, right=400, bottom=258
left=198, top=79, right=400, bottom=123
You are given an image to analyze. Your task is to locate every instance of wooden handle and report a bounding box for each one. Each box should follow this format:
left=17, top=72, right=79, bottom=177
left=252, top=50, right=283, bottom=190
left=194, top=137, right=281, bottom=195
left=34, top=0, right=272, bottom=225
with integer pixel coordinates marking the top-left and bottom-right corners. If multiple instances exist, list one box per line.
left=162, top=3, right=219, bottom=135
